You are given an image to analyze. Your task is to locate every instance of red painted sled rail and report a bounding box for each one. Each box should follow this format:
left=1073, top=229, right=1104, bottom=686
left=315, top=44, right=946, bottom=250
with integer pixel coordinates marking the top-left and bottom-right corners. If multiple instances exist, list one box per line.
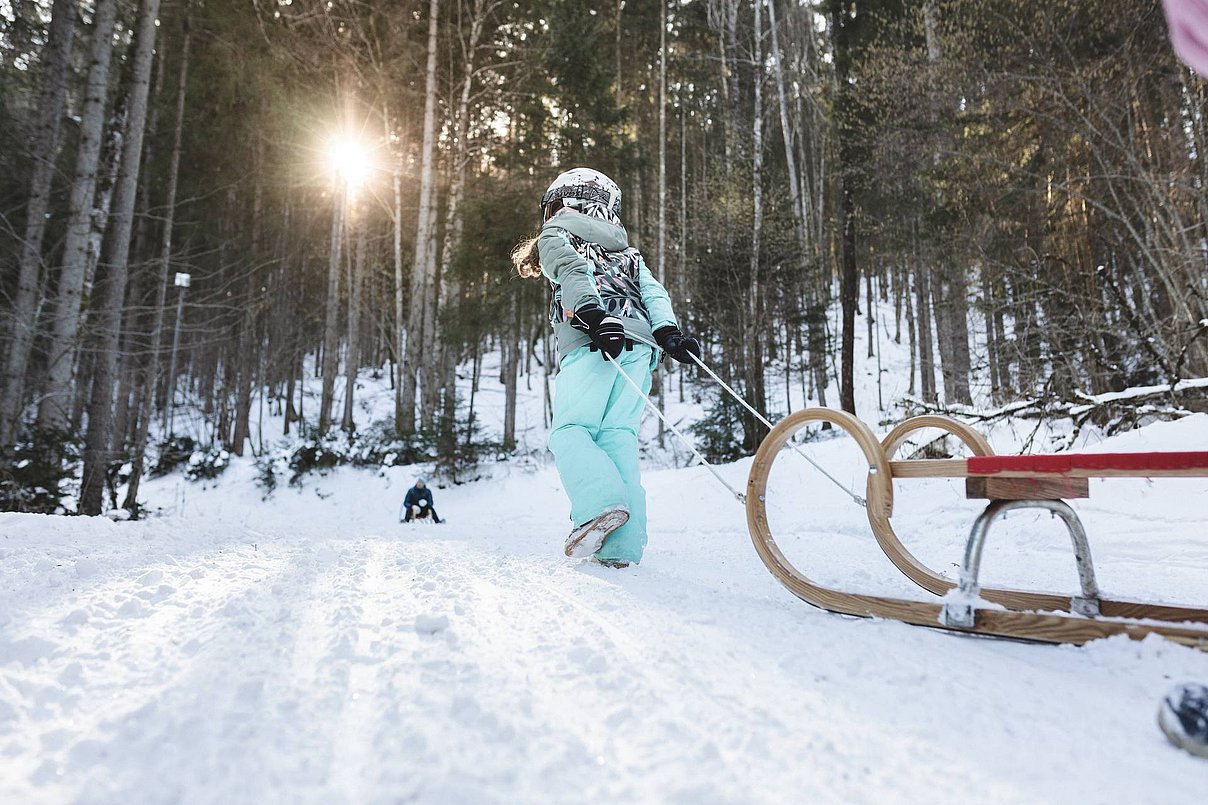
left=970, top=452, right=1208, bottom=475
left=746, top=410, right=1208, bottom=650
left=890, top=451, right=1208, bottom=479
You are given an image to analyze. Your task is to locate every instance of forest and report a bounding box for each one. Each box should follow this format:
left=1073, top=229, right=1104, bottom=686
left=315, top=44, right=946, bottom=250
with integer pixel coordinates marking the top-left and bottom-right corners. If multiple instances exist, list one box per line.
left=1, top=0, right=1206, bottom=516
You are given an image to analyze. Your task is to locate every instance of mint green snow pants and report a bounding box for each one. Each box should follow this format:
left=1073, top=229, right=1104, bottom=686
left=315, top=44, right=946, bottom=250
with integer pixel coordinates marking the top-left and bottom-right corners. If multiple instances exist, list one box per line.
left=548, top=344, right=655, bottom=564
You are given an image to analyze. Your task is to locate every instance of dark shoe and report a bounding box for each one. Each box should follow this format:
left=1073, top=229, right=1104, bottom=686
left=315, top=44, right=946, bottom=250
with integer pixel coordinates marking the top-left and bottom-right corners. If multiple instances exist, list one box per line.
left=1159, top=683, right=1208, bottom=759
left=564, top=506, right=629, bottom=558
left=594, top=557, right=630, bottom=569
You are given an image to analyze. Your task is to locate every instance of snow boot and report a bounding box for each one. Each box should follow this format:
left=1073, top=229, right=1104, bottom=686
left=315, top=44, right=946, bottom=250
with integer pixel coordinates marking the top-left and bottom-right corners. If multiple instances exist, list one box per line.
left=1159, top=683, right=1208, bottom=759
left=593, top=556, right=630, bottom=569
left=564, top=506, right=629, bottom=558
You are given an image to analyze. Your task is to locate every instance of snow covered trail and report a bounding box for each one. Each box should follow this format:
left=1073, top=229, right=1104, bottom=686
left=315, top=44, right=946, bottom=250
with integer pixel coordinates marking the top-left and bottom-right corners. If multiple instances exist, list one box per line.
left=4, top=435, right=1208, bottom=802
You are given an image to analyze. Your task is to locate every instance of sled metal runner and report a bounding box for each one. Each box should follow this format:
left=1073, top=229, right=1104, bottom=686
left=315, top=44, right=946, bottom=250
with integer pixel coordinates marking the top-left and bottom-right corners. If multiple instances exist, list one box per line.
left=744, top=408, right=1208, bottom=650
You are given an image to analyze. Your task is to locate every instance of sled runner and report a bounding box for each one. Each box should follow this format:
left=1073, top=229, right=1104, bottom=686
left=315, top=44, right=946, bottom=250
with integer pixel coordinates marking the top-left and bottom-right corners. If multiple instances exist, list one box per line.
left=745, top=408, right=1208, bottom=649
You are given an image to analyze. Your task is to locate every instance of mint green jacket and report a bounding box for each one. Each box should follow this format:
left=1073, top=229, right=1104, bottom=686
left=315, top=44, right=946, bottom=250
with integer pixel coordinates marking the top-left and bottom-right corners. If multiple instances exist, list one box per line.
left=537, top=209, right=678, bottom=360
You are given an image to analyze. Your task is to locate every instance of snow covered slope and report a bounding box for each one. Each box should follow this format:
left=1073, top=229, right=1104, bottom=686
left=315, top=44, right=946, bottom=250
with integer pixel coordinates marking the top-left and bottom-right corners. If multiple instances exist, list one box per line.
left=3, top=417, right=1208, bottom=803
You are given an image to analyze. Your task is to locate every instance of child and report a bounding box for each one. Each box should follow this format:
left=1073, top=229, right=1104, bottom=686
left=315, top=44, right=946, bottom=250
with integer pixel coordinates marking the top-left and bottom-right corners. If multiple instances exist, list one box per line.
left=512, top=168, right=700, bottom=568
left=400, top=477, right=443, bottom=524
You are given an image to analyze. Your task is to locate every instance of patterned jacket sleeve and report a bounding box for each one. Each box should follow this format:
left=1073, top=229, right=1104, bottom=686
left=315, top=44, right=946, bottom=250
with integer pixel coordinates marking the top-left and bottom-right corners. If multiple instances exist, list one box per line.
left=636, top=253, right=678, bottom=331
left=538, top=226, right=603, bottom=313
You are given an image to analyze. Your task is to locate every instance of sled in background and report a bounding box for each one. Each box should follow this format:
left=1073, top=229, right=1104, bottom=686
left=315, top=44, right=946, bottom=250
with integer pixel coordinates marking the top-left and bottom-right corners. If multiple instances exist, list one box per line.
left=746, top=410, right=1208, bottom=650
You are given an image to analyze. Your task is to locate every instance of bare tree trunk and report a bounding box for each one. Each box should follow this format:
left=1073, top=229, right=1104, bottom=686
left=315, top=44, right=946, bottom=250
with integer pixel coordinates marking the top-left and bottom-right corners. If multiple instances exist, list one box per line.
left=915, top=226, right=937, bottom=404
left=232, top=142, right=264, bottom=455
left=502, top=301, right=519, bottom=451
left=655, top=0, right=668, bottom=447
left=679, top=105, right=688, bottom=308
left=419, top=219, right=439, bottom=431
left=833, top=2, right=858, bottom=414
left=838, top=187, right=858, bottom=414
left=437, top=0, right=495, bottom=439
left=930, top=265, right=952, bottom=402
left=905, top=271, right=917, bottom=396
left=402, top=0, right=440, bottom=436
left=892, top=265, right=903, bottom=344
left=724, top=0, right=741, bottom=165
left=125, top=0, right=188, bottom=493
left=747, top=0, right=767, bottom=439
left=319, top=195, right=345, bottom=435
left=342, top=214, right=365, bottom=433
left=767, top=0, right=809, bottom=260
left=230, top=317, right=255, bottom=455
left=389, top=107, right=405, bottom=435
left=922, top=0, right=970, bottom=405
left=0, top=0, right=77, bottom=444
left=615, top=0, right=624, bottom=106
left=80, top=0, right=162, bottom=515
left=38, top=0, right=119, bottom=432
left=983, top=270, right=1002, bottom=404
left=992, top=278, right=1010, bottom=396
left=784, top=8, right=829, bottom=401
left=866, top=266, right=875, bottom=359
left=83, top=102, right=126, bottom=329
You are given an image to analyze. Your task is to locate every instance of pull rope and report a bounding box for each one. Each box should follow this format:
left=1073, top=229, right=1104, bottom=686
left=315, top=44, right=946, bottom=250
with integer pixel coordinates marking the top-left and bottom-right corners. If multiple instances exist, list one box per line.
left=604, top=351, right=747, bottom=504
left=623, top=332, right=865, bottom=507
left=603, top=334, right=866, bottom=509
left=683, top=351, right=867, bottom=509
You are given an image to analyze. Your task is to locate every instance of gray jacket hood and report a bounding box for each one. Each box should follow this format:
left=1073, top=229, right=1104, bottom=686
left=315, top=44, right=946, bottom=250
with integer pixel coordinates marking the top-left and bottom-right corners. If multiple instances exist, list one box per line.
left=541, top=210, right=629, bottom=252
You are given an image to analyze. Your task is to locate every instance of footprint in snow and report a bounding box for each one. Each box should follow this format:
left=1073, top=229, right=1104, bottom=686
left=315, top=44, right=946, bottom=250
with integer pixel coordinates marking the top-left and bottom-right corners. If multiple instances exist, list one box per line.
left=414, top=614, right=450, bottom=635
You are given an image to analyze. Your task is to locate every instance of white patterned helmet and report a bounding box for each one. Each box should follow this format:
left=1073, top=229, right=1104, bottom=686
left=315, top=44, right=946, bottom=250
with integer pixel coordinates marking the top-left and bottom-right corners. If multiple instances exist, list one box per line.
left=540, top=167, right=622, bottom=221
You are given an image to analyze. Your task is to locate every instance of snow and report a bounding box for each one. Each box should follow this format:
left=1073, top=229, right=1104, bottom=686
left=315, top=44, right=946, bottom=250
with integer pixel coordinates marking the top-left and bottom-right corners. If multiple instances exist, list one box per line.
left=4, top=411, right=1208, bottom=802
left=1072, top=377, right=1208, bottom=409
left=5, top=297, right=1208, bottom=800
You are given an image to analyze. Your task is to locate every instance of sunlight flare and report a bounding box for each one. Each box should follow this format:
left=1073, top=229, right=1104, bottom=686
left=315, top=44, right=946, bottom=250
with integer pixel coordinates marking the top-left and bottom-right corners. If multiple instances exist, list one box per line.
left=327, top=134, right=372, bottom=190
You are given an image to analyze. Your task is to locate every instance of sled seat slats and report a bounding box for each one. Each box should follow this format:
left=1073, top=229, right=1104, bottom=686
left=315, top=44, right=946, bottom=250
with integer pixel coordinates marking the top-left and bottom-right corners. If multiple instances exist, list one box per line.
left=965, top=476, right=1089, bottom=500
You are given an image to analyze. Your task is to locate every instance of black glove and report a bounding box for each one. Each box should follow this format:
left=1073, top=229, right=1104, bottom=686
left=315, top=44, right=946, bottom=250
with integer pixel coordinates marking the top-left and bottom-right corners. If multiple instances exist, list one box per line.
left=654, top=325, right=702, bottom=364
left=571, top=304, right=626, bottom=360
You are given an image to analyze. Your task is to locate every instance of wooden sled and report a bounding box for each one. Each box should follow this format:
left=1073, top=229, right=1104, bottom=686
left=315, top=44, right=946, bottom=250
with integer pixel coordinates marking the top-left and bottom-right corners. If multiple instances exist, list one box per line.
left=745, top=408, right=1208, bottom=649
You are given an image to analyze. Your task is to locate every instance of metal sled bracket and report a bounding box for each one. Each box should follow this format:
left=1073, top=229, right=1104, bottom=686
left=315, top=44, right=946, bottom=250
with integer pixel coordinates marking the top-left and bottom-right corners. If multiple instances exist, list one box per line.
left=943, top=499, right=1102, bottom=629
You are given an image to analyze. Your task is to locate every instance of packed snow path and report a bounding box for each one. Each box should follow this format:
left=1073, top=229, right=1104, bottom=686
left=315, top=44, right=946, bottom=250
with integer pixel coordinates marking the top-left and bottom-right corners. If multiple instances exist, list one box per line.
left=5, top=427, right=1208, bottom=801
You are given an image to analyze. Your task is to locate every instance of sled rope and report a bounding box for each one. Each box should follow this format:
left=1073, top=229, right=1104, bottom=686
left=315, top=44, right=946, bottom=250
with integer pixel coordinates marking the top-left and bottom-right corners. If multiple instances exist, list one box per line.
left=683, top=351, right=867, bottom=508
left=604, top=352, right=748, bottom=504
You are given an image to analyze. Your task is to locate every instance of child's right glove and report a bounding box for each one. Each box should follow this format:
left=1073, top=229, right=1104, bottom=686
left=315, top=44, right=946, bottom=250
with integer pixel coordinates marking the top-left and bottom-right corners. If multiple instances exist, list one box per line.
left=654, top=326, right=702, bottom=364
left=571, top=304, right=626, bottom=360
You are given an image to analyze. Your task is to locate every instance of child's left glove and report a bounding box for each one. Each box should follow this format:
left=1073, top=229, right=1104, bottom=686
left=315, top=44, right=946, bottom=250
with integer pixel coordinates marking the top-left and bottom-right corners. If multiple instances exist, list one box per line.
left=571, top=304, right=627, bottom=360
left=654, top=326, right=702, bottom=364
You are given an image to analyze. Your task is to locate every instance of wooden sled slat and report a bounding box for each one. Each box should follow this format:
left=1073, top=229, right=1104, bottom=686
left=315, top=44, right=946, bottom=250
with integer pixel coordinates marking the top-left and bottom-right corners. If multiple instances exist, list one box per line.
left=746, top=408, right=1208, bottom=650
left=966, top=476, right=1090, bottom=500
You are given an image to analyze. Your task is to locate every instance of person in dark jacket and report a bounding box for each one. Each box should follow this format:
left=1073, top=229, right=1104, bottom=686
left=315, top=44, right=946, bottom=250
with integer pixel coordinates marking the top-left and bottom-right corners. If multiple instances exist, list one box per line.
left=401, top=477, right=443, bottom=523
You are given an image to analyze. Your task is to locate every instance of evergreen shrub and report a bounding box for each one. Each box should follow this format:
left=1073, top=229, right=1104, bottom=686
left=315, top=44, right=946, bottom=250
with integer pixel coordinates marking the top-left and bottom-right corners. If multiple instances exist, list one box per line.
left=0, top=428, right=81, bottom=514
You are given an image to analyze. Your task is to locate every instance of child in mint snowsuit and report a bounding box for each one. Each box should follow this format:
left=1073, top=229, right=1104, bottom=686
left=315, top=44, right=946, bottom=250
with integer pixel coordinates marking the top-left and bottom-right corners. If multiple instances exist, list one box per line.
left=514, top=168, right=700, bottom=567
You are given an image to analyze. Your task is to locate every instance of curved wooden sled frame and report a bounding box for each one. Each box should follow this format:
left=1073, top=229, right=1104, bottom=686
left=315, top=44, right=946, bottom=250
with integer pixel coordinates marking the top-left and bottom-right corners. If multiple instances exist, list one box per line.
left=745, top=408, right=1208, bottom=648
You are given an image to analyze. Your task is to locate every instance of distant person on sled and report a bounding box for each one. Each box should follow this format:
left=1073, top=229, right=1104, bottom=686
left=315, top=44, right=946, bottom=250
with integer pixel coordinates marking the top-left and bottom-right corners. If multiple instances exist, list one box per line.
left=400, top=477, right=443, bottom=524
left=511, top=168, right=700, bottom=569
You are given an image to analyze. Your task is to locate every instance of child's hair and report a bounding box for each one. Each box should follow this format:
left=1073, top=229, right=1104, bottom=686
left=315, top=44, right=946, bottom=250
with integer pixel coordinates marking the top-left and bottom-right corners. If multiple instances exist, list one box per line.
left=511, top=235, right=541, bottom=279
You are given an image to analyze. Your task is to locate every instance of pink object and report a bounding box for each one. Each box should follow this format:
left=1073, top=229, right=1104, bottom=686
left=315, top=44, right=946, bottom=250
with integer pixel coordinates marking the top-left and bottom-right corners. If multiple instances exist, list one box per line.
left=1163, top=0, right=1208, bottom=73
left=967, top=452, right=1208, bottom=475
